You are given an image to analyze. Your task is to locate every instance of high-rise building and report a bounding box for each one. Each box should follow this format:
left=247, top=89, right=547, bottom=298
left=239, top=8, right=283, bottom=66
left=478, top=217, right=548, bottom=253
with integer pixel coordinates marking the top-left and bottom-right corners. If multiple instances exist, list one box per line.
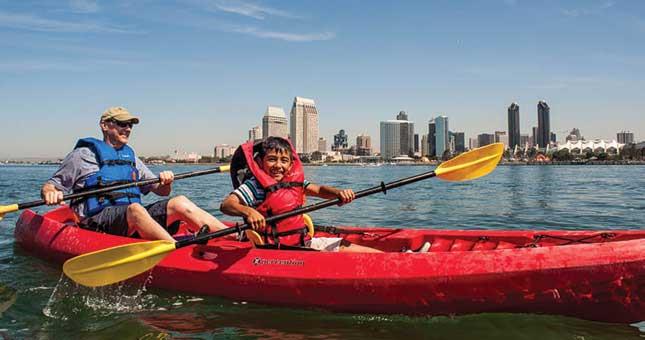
left=469, top=137, right=478, bottom=150
left=248, top=126, right=262, bottom=142
left=537, top=100, right=550, bottom=148
left=428, top=119, right=436, bottom=157
left=495, top=131, right=508, bottom=149
left=532, top=126, right=538, bottom=147
left=290, top=97, right=319, bottom=154
left=380, top=121, right=401, bottom=160
left=395, top=111, right=414, bottom=156
left=566, top=128, right=583, bottom=142
left=617, top=131, right=634, bottom=144
left=508, top=102, right=520, bottom=150
left=550, top=132, right=557, bottom=144
left=396, top=110, right=408, bottom=121
left=478, top=133, right=495, bottom=147
left=520, top=134, right=529, bottom=148
left=414, top=134, right=419, bottom=153
left=262, top=106, right=288, bottom=139
left=318, top=137, right=327, bottom=152
left=333, top=129, right=348, bottom=151
left=356, top=134, right=372, bottom=156
left=421, top=134, right=429, bottom=156
left=454, top=132, right=465, bottom=152
left=434, top=116, right=449, bottom=158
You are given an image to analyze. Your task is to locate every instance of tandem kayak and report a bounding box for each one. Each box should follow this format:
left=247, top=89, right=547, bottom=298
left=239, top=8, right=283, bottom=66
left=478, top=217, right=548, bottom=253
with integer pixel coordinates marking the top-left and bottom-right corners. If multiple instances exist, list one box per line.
left=15, top=206, right=645, bottom=323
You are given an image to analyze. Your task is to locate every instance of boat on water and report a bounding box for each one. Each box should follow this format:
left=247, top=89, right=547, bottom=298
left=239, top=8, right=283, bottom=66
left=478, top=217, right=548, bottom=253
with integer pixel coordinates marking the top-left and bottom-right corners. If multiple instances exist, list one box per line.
left=15, top=206, right=644, bottom=324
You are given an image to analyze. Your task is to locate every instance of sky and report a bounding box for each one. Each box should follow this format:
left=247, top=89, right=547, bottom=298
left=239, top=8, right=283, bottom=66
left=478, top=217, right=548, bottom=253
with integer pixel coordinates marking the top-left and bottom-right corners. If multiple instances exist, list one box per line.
left=0, top=0, right=643, bottom=158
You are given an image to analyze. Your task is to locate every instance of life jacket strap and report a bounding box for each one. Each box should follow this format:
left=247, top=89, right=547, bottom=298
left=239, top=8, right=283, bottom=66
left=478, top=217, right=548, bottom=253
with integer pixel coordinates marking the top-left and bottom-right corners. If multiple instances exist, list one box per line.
left=264, top=181, right=304, bottom=193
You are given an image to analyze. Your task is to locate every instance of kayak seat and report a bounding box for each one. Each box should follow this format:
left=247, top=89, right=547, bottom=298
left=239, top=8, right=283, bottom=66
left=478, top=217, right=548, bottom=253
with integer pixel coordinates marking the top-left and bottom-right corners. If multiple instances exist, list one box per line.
left=429, top=238, right=453, bottom=252
left=495, top=241, right=518, bottom=249
left=471, top=240, right=498, bottom=251
left=450, top=239, right=476, bottom=251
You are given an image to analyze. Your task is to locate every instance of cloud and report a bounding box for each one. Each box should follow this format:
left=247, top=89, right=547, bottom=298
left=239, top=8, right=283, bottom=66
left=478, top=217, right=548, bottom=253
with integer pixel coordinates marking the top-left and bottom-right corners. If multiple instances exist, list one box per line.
left=228, top=25, right=335, bottom=42
left=69, top=0, right=100, bottom=13
left=0, top=10, right=134, bottom=33
left=562, top=1, right=615, bottom=17
left=203, top=0, right=297, bottom=20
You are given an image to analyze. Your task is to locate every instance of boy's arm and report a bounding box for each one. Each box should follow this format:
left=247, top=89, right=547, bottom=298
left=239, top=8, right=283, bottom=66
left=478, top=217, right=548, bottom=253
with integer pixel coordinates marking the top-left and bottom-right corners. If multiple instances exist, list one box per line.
left=305, top=183, right=355, bottom=204
left=220, top=194, right=266, bottom=230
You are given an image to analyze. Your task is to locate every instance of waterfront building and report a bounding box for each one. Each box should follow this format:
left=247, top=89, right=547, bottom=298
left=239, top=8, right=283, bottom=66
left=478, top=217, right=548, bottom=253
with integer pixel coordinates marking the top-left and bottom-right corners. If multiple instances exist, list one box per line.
left=508, top=102, right=520, bottom=150
left=469, top=137, right=478, bottom=150
left=520, top=134, right=529, bottom=148
left=478, top=133, right=495, bottom=147
left=333, top=129, right=349, bottom=151
left=414, top=134, right=419, bottom=153
left=495, top=131, right=508, bottom=149
left=434, top=116, right=449, bottom=158
left=396, top=110, right=408, bottom=121
left=617, top=131, right=634, bottom=144
left=454, top=132, right=465, bottom=152
left=248, top=126, right=262, bottom=142
left=290, top=97, right=319, bottom=154
left=395, top=111, right=414, bottom=157
left=380, top=120, right=404, bottom=160
left=550, top=132, right=557, bottom=144
left=428, top=119, right=436, bottom=157
left=537, top=100, right=551, bottom=148
left=566, top=128, right=583, bottom=142
left=532, top=126, right=538, bottom=147
left=262, top=106, right=288, bottom=139
left=214, top=144, right=237, bottom=159
left=421, top=134, right=429, bottom=156
left=356, top=134, right=372, bottom=156
left=318, top=137, right=327, bottom=152
left=557, top=140, right=624, bottom=155
left=172, top=150, right=202, bottom=163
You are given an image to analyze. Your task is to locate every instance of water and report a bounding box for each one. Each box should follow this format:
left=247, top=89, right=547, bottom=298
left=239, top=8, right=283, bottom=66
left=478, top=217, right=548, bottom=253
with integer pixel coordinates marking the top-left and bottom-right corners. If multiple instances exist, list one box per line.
left=0, top=164, right=643, bottom=339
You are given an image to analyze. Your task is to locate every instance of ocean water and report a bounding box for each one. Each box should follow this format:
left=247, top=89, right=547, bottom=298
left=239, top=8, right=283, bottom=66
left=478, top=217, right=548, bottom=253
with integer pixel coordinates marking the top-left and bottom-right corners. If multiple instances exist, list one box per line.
left=0, top=164, right=643, bottom=339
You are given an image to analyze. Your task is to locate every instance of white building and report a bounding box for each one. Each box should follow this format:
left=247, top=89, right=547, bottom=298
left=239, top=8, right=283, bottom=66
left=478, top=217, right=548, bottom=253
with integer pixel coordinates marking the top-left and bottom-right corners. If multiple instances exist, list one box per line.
left=248, top=126, right=262, bottom=142
left=557, top=140, right=624, bottom=154
left=290, top=97, right=319, bottom=154
left=380, top=120, right=405, bottom=160
left=262, top=106, right=288, bottom=139
left=214, top=144, right=237, bottom=159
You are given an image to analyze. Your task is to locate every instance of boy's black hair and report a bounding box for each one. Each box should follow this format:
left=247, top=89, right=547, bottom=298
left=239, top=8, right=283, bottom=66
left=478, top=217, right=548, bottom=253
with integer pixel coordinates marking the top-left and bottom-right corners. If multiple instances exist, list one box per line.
left=256, top=136, right=293, bottom=159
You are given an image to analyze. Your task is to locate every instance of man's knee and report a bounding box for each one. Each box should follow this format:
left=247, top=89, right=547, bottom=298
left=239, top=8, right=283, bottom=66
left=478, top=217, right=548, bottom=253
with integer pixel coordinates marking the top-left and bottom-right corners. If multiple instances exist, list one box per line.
left=168, top=195, right=193, bottom=212
left=126, top=202, right=146, bottom=218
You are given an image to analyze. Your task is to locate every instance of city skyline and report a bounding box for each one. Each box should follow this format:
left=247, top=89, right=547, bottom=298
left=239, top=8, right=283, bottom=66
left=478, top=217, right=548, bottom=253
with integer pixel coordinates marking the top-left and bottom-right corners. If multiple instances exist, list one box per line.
left=1, top=1, right=644, bottom=158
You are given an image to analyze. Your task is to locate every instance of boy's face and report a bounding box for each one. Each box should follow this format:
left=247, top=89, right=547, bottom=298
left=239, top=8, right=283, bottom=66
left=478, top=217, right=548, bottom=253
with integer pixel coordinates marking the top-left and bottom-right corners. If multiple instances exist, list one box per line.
left=260, top=149, right=292, bottom=182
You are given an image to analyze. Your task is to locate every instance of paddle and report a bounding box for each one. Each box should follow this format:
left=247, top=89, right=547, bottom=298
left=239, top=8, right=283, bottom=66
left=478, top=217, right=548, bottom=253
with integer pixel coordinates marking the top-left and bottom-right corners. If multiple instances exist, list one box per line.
left=0, top=165, right=231, bottom=221
left=63, top=143, right=504, bottom=287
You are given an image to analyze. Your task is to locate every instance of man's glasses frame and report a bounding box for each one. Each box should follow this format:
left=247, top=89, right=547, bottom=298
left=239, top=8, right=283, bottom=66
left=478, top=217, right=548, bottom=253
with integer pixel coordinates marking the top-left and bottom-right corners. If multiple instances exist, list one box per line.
left=108, top=120, right=134, bottom=128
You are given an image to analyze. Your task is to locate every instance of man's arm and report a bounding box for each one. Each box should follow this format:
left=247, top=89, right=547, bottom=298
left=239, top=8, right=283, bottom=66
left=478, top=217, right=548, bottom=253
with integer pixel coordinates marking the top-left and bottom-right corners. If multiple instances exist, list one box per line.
left=135, top=158, right=173, bottom=196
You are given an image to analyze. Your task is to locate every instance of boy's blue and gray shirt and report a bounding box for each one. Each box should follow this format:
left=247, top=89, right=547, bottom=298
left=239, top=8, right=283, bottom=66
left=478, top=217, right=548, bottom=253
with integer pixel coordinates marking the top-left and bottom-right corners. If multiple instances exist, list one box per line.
left=232, top=178, right=311, bottom=207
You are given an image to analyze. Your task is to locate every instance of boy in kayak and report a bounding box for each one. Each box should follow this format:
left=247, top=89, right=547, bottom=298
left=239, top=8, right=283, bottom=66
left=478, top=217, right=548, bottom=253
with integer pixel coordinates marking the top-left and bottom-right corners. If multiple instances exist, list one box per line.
left=40, top=106, right=228, bottom=241
left=221, top=137, right=407, bottom=252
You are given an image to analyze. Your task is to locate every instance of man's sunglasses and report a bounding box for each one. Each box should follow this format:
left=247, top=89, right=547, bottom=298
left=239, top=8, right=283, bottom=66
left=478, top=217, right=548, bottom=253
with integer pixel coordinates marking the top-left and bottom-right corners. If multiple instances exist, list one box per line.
left=108, top=120, right=134, bottom=128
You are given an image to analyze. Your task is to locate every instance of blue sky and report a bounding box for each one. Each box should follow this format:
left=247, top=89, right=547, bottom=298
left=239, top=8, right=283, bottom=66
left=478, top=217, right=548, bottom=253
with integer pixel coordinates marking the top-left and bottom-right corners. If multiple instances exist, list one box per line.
left=0, top=0, right=643, bottom=158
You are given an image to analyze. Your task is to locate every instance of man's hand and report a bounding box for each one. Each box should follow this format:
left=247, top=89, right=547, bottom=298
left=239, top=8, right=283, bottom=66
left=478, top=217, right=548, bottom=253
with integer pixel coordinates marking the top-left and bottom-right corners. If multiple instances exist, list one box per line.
left=336, top=189, right=356, bottom=205
left=159, top=171, right=175, bottom=185
left=41, top=184, right=64, bottom=205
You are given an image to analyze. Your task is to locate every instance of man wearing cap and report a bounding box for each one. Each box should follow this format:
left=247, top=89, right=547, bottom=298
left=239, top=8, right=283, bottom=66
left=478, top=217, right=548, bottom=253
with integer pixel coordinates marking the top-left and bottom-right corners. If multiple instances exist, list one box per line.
left=40, top=107, right=227, bottom=241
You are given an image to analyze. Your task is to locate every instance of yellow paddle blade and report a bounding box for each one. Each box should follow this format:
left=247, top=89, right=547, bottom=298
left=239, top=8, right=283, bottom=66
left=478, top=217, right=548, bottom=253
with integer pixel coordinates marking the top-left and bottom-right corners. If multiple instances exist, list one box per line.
left=435, top=143, right=504, bottom=181
left=63, top=240, right=176, bottom=287
left=0, top=204, right=18, bottom=221
left=219, top=165, right=230, bottom=172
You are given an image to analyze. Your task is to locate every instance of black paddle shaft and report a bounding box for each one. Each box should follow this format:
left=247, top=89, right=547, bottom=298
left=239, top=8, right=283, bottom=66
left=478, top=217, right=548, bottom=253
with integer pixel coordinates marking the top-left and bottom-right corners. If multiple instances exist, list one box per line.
left=178, top=169, right=438, bottom=248
left=18, top=166, right=227, bottom=210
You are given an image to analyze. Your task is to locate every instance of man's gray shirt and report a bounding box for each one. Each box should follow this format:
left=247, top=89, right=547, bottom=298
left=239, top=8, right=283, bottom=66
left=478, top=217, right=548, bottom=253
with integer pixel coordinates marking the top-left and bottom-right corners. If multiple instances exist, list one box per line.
left=46, top=147, right=157, bottom=218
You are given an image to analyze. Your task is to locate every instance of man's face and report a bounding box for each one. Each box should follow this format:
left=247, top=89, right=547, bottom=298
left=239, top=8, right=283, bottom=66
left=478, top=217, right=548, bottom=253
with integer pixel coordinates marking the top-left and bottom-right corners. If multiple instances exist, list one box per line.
left=260, top=149, right=292, bottom=181
left=101, top=119, right=134, bottom=147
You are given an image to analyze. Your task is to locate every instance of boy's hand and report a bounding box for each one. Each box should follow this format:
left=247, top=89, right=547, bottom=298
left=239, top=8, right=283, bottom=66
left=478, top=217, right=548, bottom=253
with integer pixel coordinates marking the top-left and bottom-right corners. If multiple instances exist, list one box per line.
left=244, top=208, right=266, bottom=231
left=336, top=189, right=355, bottom=206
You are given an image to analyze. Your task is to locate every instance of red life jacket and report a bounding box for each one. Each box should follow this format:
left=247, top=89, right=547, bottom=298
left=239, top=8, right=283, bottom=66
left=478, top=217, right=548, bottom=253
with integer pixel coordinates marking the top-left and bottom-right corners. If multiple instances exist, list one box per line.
left=238, top=140, right=308, bottom=246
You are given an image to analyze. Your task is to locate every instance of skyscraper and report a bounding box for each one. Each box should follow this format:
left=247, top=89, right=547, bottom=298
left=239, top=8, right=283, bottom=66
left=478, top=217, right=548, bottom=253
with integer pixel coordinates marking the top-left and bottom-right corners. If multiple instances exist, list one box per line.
left=537, top=100, right=550, bottom=148
left=508, top=102, right=520, bottom=150
left=414, top=133, right=419, bottom=153
left=478, top=133, right=495, bottom=147
left=248, top=126, right=262, bottom=142
left=495, top=131, right=508, bottom=149
left=396, top=112, right=414, bottom=156
left=428, top=119, right=436, bottom=157
left=434, top=116, right=449, bottom=158
left=380, top=121, right=401, bottom=160
left=454, top=132, right=465, bottom=152
left=617, top=131, right=634, bottom=144
left=531, top=126, right=538, bottom=147
left=262, top=106, right=288, bottom=139
left=356, top=134, right=372, bottom=156
left=290, top=97, right=319, bottom=154
left=318, top=137, right=327, bottom=152
left=333, top=129, right=348, bottom=151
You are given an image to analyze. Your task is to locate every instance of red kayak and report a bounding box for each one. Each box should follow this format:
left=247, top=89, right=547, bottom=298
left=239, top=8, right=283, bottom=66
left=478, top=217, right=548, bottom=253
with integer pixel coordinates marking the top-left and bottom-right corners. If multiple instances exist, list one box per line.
left=15, top=206, right=645, bottom=323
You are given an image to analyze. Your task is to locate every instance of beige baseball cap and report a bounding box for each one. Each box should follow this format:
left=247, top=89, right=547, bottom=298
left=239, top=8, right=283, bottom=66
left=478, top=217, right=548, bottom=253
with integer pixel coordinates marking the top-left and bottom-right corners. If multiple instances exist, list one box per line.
left=100, top=107, right=140, bottom=124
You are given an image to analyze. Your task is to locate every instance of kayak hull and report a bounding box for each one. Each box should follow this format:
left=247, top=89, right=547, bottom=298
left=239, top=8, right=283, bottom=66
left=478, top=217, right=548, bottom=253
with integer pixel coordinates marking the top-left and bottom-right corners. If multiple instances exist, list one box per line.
left=15, top=207, right=645, bottom=323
